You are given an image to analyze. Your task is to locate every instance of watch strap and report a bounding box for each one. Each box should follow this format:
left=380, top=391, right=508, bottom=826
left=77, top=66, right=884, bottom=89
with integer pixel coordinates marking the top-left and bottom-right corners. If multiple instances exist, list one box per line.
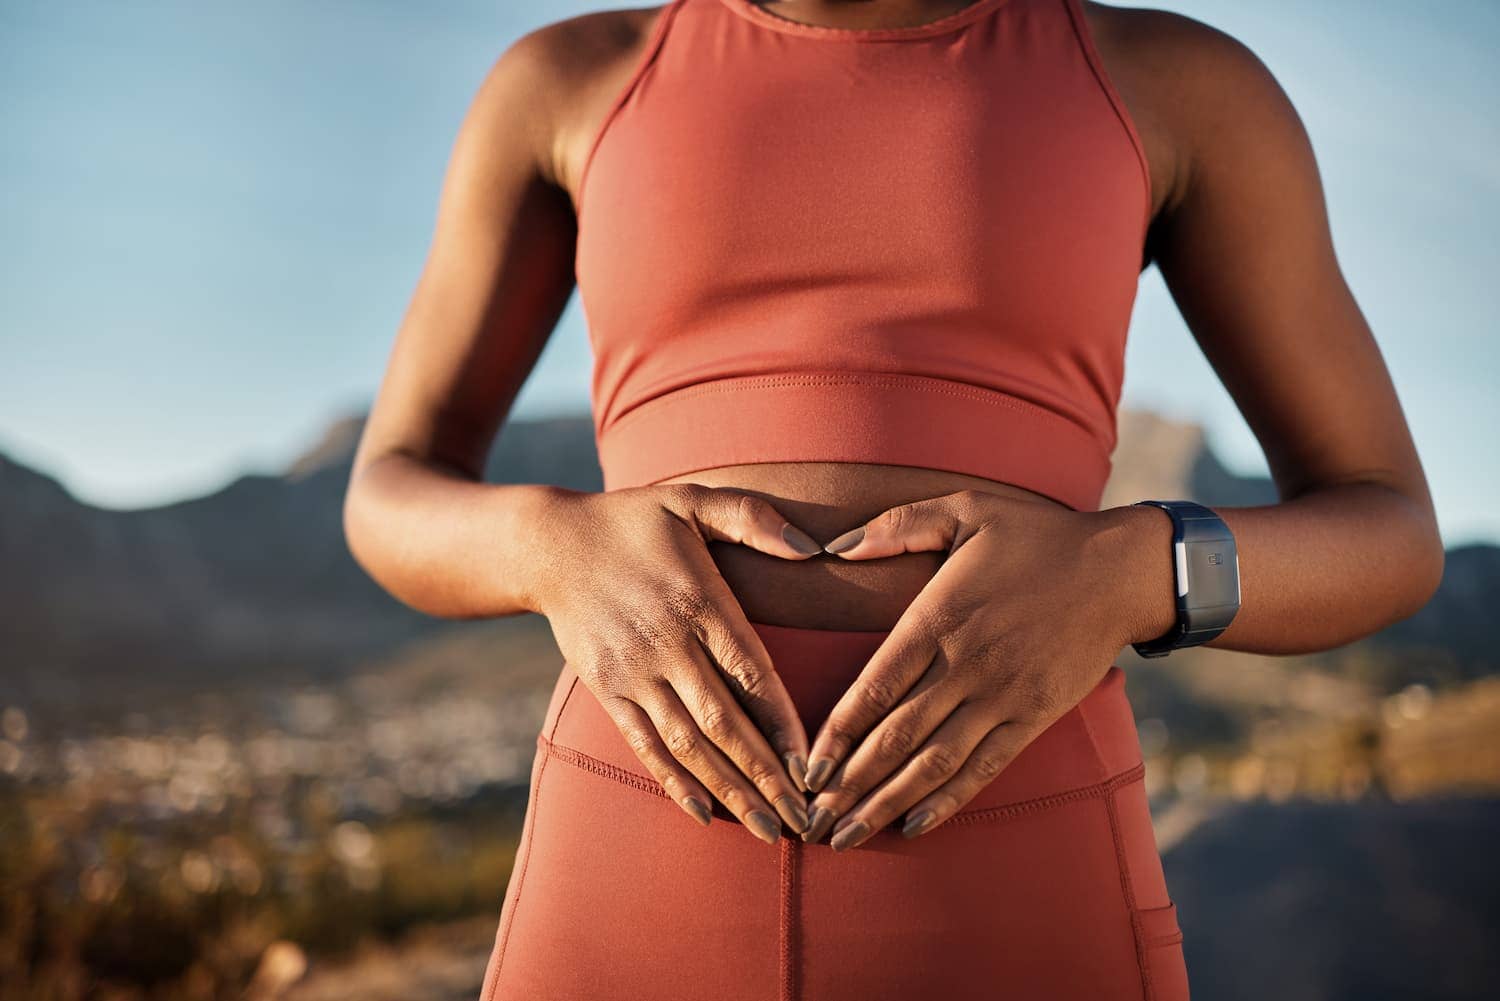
left=1131, top=499, right=1241, bottom=658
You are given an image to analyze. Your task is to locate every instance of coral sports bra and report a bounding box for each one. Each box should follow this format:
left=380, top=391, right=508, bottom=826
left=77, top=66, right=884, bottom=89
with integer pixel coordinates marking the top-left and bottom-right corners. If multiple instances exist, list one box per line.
left=573, top=0, right=1152, bottom=512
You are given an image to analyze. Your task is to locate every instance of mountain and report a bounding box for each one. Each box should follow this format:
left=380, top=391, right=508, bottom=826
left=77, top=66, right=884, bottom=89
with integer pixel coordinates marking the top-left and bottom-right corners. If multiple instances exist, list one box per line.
left=0, top=414, right=600, bottom=707
left=1100, top=410, right=1280, bottom=510
left=0, top=408, right=1494, bottom=710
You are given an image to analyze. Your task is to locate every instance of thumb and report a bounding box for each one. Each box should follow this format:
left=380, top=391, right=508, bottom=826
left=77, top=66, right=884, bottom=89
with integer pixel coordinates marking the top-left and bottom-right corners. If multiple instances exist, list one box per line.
left=823, top=493, right=973, bottom=560
left=667, top=485, right=824, bottom=559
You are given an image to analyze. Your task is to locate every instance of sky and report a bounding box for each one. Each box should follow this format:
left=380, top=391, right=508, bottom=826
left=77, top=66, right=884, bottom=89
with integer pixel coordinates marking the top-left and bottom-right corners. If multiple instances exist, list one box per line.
left=1, top=0, right=1496, bottom=545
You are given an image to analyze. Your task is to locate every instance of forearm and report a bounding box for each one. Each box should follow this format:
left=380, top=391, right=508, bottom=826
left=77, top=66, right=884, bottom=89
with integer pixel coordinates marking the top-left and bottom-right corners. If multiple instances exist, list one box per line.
left=1103, top=481, right=1445, bottom=656
left=343, top=450, right=574, bottom=620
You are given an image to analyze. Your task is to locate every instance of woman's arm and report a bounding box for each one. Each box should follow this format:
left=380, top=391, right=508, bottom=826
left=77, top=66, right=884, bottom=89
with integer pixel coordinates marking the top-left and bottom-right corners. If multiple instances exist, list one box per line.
left=1106, top=10, right=1444, bottom=655
left=791, top=11, right=1448, bottom=846
left=342, top=12, right=819, bottom=834
left=343, top=24, right=581, bottom=620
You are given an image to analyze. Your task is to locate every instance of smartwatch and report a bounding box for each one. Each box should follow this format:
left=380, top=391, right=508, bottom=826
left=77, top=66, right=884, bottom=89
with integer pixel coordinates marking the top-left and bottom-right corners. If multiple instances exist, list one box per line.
left=1131, top=499, right=1241, bottom=658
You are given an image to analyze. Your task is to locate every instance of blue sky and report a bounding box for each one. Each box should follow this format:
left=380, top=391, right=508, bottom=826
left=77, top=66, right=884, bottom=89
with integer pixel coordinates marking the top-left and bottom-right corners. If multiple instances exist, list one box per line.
left=2, top=0, right=1496, bottom=545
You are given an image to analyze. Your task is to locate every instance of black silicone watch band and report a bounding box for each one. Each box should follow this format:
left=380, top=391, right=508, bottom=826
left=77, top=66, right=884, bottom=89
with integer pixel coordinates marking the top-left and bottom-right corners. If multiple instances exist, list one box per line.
left=1130, top=500, right=1241, bottom=658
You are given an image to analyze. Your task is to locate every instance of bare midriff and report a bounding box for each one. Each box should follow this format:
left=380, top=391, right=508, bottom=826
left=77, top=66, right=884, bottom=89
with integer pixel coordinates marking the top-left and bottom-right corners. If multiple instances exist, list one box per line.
left=652, top=462, right=1070, bottom=632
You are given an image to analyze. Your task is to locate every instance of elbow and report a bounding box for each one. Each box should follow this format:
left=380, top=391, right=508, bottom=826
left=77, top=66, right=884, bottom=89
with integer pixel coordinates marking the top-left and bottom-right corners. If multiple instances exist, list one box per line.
left=341, top=464, right=418, bottom=614
left=343, top=493, right=441, bottom=619
left=1390, top=503, right=1446, bottom=625
left=341, top=463, right=479, bottom=622
left=342, top=469, right=389, bottom=597
left=1405, top=531, right=1446, bottom=621
left=341, top=481, right=371, bottom=581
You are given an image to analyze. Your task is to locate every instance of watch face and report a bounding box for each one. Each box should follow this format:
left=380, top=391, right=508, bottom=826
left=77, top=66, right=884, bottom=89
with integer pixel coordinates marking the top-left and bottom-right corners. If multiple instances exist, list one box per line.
left=1185, top=537, right=1240, bottom=609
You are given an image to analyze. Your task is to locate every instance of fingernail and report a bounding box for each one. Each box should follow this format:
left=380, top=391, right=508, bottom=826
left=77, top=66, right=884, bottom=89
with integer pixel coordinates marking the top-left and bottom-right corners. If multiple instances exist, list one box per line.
left=683, top=797, right=712, bottom=828
left=782, top=523, right=823, bottom=556
left=802, top=805, right=837, bottom=844
left=902, top=809, right=935, bottom=839
left=784, top=752, right=809, bottom=793
left=824, top=527, right=864, bottom=554
left=830, top=820, right=870, bottom=853
left=804, top=757, right=835, bottom=793
left=746, top=810, right=781, bottom=845
left=776, top=794, right=810, bottom=834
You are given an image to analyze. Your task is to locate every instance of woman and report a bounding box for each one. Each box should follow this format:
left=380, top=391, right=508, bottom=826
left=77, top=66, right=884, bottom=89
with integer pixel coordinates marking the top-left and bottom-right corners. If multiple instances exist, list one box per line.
left=343, top=1, right=1443, bottom=998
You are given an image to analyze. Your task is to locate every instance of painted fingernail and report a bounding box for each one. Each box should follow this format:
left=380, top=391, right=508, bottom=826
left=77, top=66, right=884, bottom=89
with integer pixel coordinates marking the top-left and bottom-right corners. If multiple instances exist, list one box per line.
left=802, top=805, right=837, bottom=844
left=683, top=797, right=712, bottom=828
left=823, top=527, right=865, bottom=554
left=746, top=810, right=781, bottom=845
left=776, top=794, right=810, bottom=834
left=902, top=809, right=935, bottom=839
left=830, top=820, right=870, bottom=853
left=784, top=752, right=809, bottom=793
left=782, top=523, right=823, bottom=556
left=804, top=757, right=835, bottom=793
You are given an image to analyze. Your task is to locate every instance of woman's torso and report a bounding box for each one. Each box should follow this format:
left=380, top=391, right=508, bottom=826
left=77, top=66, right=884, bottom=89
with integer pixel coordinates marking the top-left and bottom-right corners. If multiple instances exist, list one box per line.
left=550, top=0, right=1175, bottom=632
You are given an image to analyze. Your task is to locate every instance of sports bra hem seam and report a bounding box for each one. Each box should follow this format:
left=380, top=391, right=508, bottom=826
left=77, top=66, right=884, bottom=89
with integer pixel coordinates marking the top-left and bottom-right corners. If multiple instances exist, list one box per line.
left=602, top=371, right=1107, bottom=447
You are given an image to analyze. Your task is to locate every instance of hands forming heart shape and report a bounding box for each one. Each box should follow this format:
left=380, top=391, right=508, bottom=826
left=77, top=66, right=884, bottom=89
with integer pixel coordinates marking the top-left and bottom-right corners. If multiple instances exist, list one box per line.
left=533, top=483, right=1171, bottom=850
left=796, top=489, right=1172, bottom=851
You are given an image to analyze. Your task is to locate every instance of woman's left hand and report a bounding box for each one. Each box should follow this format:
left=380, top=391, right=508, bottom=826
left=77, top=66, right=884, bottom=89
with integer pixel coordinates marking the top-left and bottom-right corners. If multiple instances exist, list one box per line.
left=799, top=488, right=1173, bottom=851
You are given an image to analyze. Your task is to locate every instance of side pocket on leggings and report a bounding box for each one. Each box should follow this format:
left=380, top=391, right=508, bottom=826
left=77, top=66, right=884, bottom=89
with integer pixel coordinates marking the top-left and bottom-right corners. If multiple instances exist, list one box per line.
left=1137, top=901, right=1183, bottom=949
left=1111, top=774, right=1173, bottom=911
left=1111, top=774, right=1191, bottom=998
left=1136, top=902, right=1189, bottom=1001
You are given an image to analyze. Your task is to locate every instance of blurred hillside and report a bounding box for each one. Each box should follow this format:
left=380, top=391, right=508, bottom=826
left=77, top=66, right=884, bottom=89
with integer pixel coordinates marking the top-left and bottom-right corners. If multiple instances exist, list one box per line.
left=1, top=409, right=1497, bottom=1000
left=2, top=408, right=1495, bottom=713
left=0, top=414, right=600, bottom=713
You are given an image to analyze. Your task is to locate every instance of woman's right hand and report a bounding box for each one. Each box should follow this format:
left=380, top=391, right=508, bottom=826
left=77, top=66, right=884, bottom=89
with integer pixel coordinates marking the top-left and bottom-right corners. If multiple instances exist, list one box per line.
left=528, top=483, right=822, bottom=843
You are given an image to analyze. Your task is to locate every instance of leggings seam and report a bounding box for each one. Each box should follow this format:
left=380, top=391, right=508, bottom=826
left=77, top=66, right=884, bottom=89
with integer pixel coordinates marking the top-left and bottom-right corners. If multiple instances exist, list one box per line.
left=1075, top=684, right=1109, bottom=776
left=482, top=749, right=552, bottom=1001
left=545, top=675, right=580, bottom=743
left=537, top=732, right=1146, bottom=826
left=779, top=838, right=800, bottom=1001
left=1104, top=784, right=1154, bottom=1001
left=943, top=762, right=1145, bottom=826
left=540, top=734, right=671, bottom=797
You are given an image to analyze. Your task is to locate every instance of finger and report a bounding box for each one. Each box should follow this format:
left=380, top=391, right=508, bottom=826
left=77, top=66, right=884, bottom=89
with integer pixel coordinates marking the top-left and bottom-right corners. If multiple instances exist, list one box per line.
left=695, top=608, right=812, bottom=793
left=897, top=723, right=1033, bottom=841
left=822, top=491, right=976, bottom=560
left=599, top=695, right=715, bottom=828
left=637, top=682, right=789, bottom=846
left=665, top=483, right=824, bottom=559
left=802, top=660, right=961, bottom=841
left=802, top=611, right=939, bottom=794
left=670, top=638, right=810, bottom=834
left=823, top=703, right=1001, bottom=851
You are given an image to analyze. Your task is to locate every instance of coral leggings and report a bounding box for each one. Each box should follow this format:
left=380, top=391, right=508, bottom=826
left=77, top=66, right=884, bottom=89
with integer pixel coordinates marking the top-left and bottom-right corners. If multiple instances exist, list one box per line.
left=478, top=620, right=1189, bottom=1001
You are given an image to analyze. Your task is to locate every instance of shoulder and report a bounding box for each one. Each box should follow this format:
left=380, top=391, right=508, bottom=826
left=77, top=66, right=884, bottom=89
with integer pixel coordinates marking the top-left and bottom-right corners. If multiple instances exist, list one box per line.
left=1081, top=2, right=1282, bottom=93
left=512, top=3, right=668, bottom=68
left=476, top=6, right=674, bottom=192
left=1080, top=2, right=1310, bottom=216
